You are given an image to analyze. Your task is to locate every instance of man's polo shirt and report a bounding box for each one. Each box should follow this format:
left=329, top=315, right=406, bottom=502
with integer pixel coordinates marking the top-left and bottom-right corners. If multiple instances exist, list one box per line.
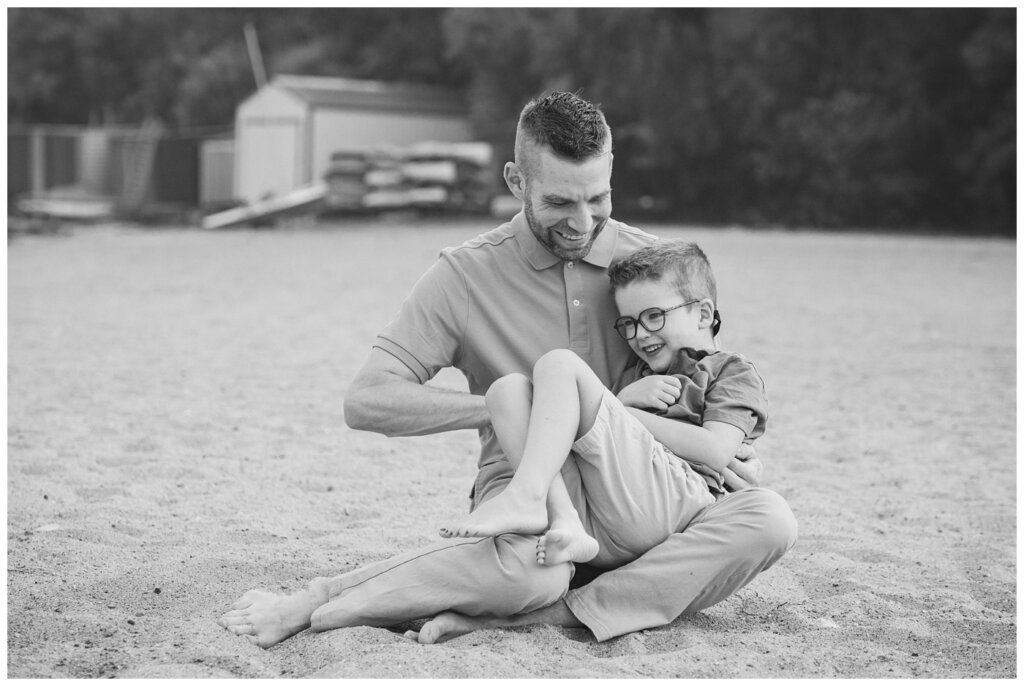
left=374, top=211, right=656, bottom=467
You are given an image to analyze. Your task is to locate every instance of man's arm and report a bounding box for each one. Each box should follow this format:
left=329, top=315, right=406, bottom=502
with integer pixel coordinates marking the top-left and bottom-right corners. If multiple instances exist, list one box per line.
left=344, top=348, right=490, bottom=437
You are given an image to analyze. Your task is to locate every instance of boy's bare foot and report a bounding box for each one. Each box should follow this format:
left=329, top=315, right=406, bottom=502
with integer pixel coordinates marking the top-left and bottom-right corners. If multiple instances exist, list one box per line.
left=217, top=587, right=322, bottom=648
left=439, top=490, right=547, bottom=538
left=537, top=527, right=599, bottom=565
left=404, top=611, right=493, bottom=644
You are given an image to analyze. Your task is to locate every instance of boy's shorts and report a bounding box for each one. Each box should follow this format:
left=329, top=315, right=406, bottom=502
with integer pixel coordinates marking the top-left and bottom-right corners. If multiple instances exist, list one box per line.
left=562, top=389, right=716, bottom=569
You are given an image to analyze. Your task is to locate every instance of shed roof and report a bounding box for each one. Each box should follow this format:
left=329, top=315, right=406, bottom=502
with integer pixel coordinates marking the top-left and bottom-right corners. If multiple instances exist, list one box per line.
left=271, top=75, right=468, bottom=116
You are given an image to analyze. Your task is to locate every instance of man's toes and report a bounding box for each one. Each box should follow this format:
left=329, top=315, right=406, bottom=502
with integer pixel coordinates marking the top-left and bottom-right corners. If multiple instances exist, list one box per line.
left=230, top=591, right=260, bottom=610
left=218, top=611, right=250, bottom=628
left=403, top=630, right=420, bottom=642
left=221, top=608, right=248, bottom=619
left=418, top=624, right=441, bottom=644
left=227, top=623, right=255, bottom=636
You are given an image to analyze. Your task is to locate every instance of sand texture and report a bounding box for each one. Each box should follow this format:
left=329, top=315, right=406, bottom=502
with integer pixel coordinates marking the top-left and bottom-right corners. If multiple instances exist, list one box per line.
left=7, top=219, right=1016, bottom=678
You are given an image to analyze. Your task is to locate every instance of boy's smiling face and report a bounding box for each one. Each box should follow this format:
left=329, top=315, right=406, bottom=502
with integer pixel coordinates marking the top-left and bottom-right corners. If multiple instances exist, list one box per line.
left=613, top=277, right=707, bottom=373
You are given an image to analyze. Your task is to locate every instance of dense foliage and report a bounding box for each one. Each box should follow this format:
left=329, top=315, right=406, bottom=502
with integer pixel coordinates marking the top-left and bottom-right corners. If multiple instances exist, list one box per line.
left=8, top=7, right=1015, bottom=234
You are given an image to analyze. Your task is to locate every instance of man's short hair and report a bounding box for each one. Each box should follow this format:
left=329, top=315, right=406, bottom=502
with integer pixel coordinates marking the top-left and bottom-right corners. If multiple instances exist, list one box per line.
left=609, top=240, right=718, bottom=305
left=514, top=91, right=611, bottom=172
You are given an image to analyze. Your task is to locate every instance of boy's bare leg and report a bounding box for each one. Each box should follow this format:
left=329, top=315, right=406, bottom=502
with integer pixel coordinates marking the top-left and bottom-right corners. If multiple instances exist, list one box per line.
left=439, top=351, right=606, bottom=539
left=218, top=578, right=329, bottom=648
left=443, top=371, right=598, bottom=564
left=492, top=373, right=598, bottom=564
left=406, top=598, right=583, bottom=644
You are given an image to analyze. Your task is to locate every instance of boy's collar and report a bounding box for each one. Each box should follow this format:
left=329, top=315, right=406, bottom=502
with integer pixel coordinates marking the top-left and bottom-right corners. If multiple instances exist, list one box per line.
left=640, top=347, right=720, bottom=375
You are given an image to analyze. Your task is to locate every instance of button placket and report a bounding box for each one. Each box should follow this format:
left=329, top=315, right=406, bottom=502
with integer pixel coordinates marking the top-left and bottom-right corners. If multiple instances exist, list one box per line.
left=566, top=260, right=588, bottom=352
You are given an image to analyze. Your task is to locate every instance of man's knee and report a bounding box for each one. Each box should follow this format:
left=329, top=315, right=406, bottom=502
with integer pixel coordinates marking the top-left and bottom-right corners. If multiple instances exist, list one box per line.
left=739, top=488, right=798, bottom=562
left=490, top=534, right=571, bottom=615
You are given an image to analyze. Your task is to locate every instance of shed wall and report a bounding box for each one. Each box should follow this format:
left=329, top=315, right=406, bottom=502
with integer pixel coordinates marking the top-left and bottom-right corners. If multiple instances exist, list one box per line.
left=236, top=117, right=304, bottom=203
left=234, top=88, right=308, bottom=202
left=200, top=139, right=236, bottom=206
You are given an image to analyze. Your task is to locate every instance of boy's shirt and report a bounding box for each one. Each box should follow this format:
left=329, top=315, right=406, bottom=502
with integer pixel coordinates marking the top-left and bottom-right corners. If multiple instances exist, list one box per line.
left=614, top=348, right=768, bottom=493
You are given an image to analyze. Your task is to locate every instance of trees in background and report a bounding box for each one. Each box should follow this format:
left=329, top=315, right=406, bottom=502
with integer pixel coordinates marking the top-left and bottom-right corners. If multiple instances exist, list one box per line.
left=8, top=8, right=461, bottom=127
left=7, top=7, right=1014, bottom=234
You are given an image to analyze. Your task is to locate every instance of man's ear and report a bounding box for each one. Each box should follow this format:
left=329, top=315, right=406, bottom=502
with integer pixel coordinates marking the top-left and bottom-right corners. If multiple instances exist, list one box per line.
left=504, top=162, right=525, bottom=200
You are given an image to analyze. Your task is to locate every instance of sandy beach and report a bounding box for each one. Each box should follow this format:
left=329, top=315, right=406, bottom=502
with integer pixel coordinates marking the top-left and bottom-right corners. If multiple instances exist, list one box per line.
left=6, top=218, right=1016, bottom=678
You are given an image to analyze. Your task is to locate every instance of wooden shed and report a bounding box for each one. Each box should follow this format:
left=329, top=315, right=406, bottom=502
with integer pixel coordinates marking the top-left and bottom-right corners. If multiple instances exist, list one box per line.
left=233, top=75, right=473, bottom=204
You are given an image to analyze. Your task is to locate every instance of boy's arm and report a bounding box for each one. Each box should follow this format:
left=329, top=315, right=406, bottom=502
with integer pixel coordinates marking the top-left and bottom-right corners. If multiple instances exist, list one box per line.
left=625, top=408, right=744, bottom=473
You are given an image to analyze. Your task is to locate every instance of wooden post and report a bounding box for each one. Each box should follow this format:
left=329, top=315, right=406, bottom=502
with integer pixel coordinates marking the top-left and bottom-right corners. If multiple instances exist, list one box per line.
left=30, top=127, right=45, bottom=195
left=244, top=22, right=267, bottom=89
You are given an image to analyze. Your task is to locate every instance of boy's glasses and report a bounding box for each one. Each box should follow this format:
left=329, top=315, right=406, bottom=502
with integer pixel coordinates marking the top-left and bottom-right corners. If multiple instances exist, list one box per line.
left=613, top=300, right=699, bottom=340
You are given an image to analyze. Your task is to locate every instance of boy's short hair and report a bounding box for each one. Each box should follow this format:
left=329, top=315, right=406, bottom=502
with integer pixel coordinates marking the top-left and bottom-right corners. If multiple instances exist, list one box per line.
left=609, top=240, right=718, bottom=305
left=515, top=91, right=611, bottom=173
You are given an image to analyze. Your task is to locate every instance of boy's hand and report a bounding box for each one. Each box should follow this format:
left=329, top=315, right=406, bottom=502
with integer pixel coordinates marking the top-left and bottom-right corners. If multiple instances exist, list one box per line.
left=617, top=375, right=682, bottom=411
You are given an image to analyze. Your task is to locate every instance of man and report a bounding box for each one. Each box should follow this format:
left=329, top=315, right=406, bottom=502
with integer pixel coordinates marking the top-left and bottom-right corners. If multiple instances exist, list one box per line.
left=219, top=91, right=796, bottom=648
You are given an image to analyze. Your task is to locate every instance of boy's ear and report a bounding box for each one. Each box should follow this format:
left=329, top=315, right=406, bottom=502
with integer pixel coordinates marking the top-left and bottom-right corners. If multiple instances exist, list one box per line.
left=698, top=299, right=716, bottom=330
left=504, top=162, right=526, bottom=200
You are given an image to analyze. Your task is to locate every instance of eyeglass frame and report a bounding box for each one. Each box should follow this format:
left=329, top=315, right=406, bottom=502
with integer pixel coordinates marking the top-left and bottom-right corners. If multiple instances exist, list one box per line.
left=612, top=299, right=700, bottom=340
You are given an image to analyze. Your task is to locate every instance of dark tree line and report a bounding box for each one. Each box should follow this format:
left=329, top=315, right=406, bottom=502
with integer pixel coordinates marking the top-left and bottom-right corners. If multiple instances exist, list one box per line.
left=8, top=7, right=1015, bottom=234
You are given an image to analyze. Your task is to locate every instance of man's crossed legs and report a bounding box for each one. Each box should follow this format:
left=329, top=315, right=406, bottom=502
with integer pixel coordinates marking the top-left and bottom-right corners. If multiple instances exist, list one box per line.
left=219, top=485, right=795, bottom=645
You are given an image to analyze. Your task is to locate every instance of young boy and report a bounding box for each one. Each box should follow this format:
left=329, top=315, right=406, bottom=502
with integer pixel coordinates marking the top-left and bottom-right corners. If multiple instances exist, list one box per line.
left=440, top=240, right=768, bottom=570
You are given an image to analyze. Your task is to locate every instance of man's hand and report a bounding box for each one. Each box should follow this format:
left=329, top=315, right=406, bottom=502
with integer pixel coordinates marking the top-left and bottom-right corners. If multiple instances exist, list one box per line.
left=722, top=443, right=764, bottom=490
left=616, top=375, right=681, bottom=411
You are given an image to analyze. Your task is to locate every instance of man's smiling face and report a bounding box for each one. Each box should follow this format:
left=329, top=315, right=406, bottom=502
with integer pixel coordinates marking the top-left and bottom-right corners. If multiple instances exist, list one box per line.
left=520, top=144, right=613, bottom=262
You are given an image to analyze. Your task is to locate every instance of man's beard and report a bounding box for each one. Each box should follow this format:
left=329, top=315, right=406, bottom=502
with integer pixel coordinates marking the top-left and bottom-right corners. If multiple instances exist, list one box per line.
left=524, top=195, right=606, bottom=262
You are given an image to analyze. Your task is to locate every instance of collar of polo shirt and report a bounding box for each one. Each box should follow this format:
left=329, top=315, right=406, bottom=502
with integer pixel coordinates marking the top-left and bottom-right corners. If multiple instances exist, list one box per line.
left=512, top=212, right=617, bottom=271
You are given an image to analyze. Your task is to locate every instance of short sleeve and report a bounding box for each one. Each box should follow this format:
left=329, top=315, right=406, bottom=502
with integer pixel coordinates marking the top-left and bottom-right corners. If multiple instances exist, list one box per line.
left=373, top=252, right=467, bottom=384
left=702, top=356, right=768, bottom=440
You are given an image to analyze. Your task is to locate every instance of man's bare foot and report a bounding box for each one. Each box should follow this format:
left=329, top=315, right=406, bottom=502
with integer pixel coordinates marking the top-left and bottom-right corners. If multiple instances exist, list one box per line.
left=404, top=611, right=494, bottom=644
left=217, top=587, right=322, bottom=648
left=439, top=490, right=547, bottom=538
left=537, top=528, right=599, bottom=565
